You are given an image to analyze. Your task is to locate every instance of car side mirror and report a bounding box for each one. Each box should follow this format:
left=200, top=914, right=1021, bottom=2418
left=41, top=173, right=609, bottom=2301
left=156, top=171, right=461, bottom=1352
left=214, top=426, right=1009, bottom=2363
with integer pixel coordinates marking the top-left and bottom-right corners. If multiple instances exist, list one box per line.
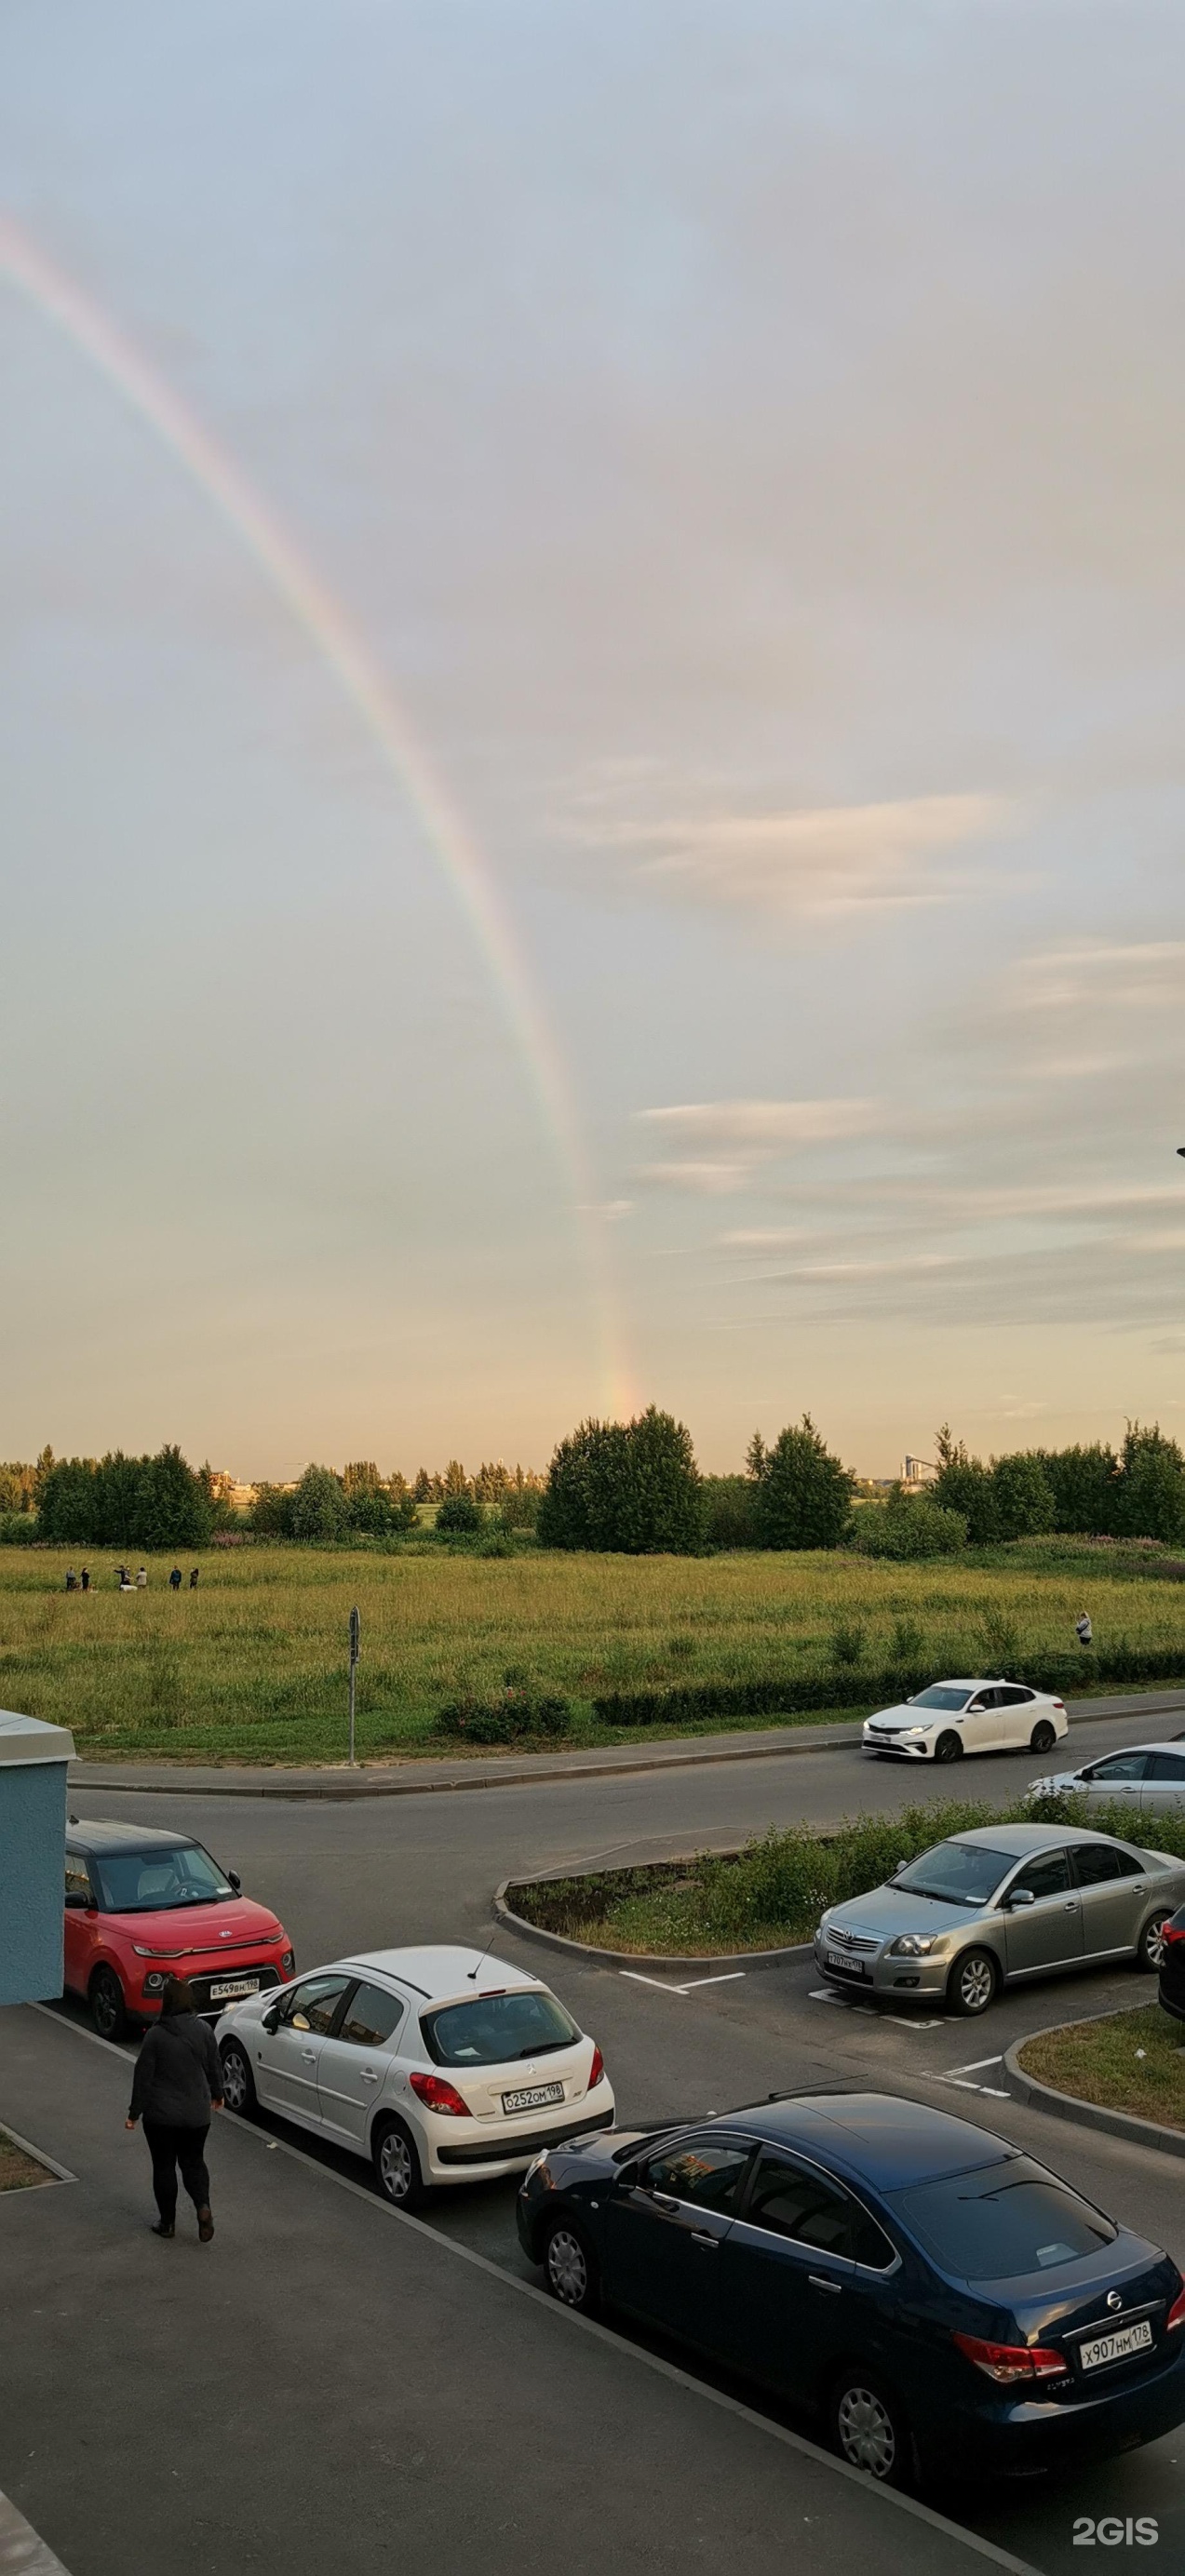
left=261, top=2005, right=281, bottom=2033
left=227, top=1869, right=242, bottom=1894
left=1007, top=1886, right=1036, bottom=1909
left=64, top=1891, right=89, bottom=1908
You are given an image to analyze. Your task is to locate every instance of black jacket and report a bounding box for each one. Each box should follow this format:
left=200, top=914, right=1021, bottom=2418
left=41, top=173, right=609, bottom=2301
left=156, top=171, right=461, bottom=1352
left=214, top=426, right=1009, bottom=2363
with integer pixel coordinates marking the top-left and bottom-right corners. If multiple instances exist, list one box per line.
left=128, top=2010, right=222, bottom=2127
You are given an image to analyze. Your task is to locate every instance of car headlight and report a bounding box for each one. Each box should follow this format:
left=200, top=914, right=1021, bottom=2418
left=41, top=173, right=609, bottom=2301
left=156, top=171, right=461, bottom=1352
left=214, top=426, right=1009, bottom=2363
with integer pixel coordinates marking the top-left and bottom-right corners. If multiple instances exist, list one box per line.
left=889, top=1934, right=938, bottom=1957
left=524, top=2153, right=554, bottom=2188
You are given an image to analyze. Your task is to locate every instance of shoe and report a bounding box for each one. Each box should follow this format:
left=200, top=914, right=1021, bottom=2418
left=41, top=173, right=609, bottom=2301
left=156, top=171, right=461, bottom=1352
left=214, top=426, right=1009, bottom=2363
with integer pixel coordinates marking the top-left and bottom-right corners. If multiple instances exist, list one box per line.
left=151, top=2220, right=175, bottom=2239
left=197, top=2207, right=214, bottom=2243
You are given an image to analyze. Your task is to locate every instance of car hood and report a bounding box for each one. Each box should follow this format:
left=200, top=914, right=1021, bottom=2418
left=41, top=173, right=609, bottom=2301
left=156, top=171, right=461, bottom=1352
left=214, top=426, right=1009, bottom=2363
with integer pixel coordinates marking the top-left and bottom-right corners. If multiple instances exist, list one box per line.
left=103, top=1896, right=284, bottom=1953
left=864, top=1703, right=929, bottom=1729
left=822, top=1885, right=985, bottom=1941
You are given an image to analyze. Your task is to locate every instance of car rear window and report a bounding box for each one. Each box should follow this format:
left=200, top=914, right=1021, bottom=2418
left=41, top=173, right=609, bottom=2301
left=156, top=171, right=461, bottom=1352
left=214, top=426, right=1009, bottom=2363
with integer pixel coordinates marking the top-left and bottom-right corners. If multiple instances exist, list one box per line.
left=909, top=1687, right=973, bottom=1711
left=88, top=1844, right=233, bottom=1912
left=893, top=1842, right=1015, bottom=1904
left=893, top=2161, right=1116, bottom=2279
left=421, top=1989, right=580, bottom=2067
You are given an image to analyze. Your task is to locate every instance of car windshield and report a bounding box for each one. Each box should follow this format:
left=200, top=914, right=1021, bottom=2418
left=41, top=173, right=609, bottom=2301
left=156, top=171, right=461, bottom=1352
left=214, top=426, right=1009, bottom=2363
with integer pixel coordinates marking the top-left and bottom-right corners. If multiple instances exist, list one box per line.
left=892, top=1842, right=1015, bottom=1905
left=893, top=2161, right=1116, bottom=2280
left=909, top=1686, right=973, bottom=1711
left=89, top=1844, right=234, bottom=1912
left=421, top=1989, right=580, bottom=2067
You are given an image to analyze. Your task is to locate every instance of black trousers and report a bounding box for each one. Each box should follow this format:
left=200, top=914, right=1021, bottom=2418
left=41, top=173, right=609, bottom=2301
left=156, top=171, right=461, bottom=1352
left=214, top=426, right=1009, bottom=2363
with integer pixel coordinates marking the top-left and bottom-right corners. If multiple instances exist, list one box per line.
left=143, top=2120, right=210, bottom=2222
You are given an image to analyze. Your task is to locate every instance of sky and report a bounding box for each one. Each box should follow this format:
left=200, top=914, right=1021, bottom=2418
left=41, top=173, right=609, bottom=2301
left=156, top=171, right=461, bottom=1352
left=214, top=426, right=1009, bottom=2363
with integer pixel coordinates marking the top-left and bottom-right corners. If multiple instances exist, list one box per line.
left=2, top=0, right=1185, bottom=1480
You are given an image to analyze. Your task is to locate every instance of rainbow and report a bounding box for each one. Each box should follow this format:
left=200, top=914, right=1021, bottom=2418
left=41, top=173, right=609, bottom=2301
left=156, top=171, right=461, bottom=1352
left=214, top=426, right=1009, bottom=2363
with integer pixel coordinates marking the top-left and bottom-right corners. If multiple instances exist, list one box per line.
left=0, top=213, right=632, bottom=1416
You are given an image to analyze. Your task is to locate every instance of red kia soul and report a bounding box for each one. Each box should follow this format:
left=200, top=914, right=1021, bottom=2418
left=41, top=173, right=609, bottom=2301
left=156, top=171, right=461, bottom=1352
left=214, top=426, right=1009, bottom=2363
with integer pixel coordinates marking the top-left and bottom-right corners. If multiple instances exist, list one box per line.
left=64, top=1819, right=294, bottom=2039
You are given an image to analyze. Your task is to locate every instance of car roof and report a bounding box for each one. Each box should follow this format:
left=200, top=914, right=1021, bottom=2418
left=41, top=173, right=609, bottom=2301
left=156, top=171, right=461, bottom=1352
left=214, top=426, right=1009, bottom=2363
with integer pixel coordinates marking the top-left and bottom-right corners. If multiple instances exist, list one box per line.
left=946, top=1822, right=1120, bottom=1855
left=335, top=1945, right=545, bottom=2003
left=1081, top=1742, right=1185, bottom=1761
left=713, top=2091, right=1013, bottom=2190
left=67, top=1818, right=197, bottom=1854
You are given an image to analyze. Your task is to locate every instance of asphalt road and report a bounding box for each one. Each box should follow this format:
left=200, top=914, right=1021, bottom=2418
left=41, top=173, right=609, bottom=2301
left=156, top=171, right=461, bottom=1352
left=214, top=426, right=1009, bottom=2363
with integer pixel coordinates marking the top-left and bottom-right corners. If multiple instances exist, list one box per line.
left=71, top=1703, right=1185, bottom=2576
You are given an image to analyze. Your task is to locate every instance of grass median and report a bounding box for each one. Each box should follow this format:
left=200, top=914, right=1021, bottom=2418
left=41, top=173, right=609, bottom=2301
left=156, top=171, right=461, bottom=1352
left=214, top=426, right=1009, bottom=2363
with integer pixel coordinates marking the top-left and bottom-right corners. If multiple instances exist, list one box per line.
left=0, top=2129, right=51, bottom=2193
left=508, top=1791, right=1183, bottom=1957
left=1017, top=2003, right=1185, bottom=2134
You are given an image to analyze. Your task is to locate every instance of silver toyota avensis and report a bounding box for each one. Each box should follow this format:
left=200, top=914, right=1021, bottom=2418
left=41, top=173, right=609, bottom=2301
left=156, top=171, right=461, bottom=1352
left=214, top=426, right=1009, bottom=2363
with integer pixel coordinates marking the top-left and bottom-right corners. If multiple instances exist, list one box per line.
left=815, top=1824, right=1185, bottom=2018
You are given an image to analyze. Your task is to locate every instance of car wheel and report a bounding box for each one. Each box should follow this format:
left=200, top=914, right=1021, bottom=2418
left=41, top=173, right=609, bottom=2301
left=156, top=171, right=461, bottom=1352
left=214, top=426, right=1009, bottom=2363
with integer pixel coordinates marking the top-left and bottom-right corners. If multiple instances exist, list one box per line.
left=543, top=2220, right=600, bottom=2315
left=934, top=1731, right=963, bottom=1764
left=1030, top=1719, right=1057, bottom=1754
left=372, top=2117, right=427, bottom=2211
left=947, top=1948, right=998, bottom=2017
left=829, top=2368, right=912, bottom=2489
left=89, top=1966, right=128, bottom=2042
left=1137, top=1913, right=1171, bottom=1974
left=219, top=2039, right=257, bottom=2116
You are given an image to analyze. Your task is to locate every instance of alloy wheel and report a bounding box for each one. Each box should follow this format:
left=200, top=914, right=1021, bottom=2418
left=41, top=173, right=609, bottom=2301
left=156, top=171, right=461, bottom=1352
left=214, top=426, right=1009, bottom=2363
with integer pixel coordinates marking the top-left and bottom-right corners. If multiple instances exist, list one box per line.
left=1030, top=1721, right=1057, bottom=1754
left=220, top=2046, right=251, bottom=2113
left=90, top=1970, right=126, bottom=2041
left=953, top=1952, right=995, bottom=2014
left=1141, top=1916, right=1169, bottom=1972
left=545, top=2227, right=590, bottom=2308
left=835, top=2382, right=897, bottom=2479
left=377, top=2128, right=414, bottom=2205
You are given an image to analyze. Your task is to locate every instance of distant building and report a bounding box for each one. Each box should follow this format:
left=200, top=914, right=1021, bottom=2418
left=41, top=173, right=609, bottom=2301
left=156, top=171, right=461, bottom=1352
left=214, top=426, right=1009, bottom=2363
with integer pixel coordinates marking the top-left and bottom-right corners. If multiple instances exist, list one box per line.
left=207, top=1471, right=261, bottom=1512
left=902, top=1456, right=938, bottom=1491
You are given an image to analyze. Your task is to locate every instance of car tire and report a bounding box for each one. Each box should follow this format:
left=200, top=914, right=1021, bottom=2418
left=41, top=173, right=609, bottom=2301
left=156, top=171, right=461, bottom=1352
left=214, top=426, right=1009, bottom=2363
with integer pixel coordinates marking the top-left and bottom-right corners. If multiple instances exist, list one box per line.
left=88, top=1966, right=128, bottom=2043
left=372, top=2117, right=428, bottom=2211
left=1030, top=1720, right=1057, bottom=1754
left=1137, top=1913, right=1171, bottom=1974
left=829, top=2368, right=913, bottom=2489
left=947, top=1948, right=998, bottom=2017
left=934, top=1731, right=963, bottom=1764
left=218, top=2038, right=257, bottom=2117
left=542, top=2218, right=600, bottom=2316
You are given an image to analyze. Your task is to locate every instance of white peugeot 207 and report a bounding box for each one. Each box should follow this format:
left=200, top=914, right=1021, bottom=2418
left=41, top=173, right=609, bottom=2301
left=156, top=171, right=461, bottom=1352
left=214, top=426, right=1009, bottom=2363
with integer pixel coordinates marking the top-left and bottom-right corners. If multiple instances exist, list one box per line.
left=215, top=1944, right=614, bottom=2207
left=862, top=1676, right=1069, bottom=1764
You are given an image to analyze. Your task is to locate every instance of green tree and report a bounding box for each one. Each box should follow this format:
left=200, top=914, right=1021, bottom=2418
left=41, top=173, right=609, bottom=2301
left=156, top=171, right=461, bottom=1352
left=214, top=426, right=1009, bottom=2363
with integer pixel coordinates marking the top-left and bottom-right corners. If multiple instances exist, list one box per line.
left=754, top=1415, right=853, bottom=1550
left=990, top=1451, right=1056, bottom=1540
left=933, top=1451, right=999, bottom=1543
left=538, top=1408, right=705, bottom=1553
left=412, top=1468, right=432, bottom=1504
left=746, top=1429, right=768, bottom=1480
left=1115, top=1422, right=1185, bottom=1544
left=94, top=1451, right=146, bottom=1547
left=135, top=1445, right=215, bottom=1549
left=343, top=1460, right=382, bottom=1496
left=250, top=1483, right=295, bottom=1537
left=37, top=1457, right=101, bottom=1543
left=289, top=1464, right=351, bottom=1541
left=441, top=1459, right=469, bottom=1498
left=437, top=1491, right=483, bottom=1534
left=1034, top=1443, right=1119, bottom=1536
left=853, top=1488, right=968, bottom=1560
left=703, top=1475, right=762, bottom=1548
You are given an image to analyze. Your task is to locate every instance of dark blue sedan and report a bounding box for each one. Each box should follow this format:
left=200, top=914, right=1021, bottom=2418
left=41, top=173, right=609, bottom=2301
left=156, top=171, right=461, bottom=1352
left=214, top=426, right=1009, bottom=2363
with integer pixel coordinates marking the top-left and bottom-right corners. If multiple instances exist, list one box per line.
left=516, top=2089, right=1185, bottom=2489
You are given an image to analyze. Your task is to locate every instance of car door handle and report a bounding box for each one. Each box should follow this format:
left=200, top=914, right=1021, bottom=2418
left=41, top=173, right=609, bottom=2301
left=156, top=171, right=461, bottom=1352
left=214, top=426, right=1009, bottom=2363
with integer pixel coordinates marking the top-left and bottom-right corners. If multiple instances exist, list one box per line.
left=301, top=2049, right=316, bottom=2063
left=360, top=2069, right=380, bottom=2085
left=809, top=2274, right=842, bottom=2294
left=1062, top=1902, right=1077, bottom=1912
left=689, top=2230, right=720, bottom=2249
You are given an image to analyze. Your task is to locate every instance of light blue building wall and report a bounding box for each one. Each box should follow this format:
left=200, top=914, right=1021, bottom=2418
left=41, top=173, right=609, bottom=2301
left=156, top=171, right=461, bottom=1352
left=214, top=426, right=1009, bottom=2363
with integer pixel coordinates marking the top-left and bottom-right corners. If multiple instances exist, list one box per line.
left=0, top=1711, right=75, bottom=2007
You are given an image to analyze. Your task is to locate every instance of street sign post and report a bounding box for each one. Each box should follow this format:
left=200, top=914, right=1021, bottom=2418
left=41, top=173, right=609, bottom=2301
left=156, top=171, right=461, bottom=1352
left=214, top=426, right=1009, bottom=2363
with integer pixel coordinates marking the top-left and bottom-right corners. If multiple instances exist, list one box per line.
left=348, top=1605, right=360, bottom=1767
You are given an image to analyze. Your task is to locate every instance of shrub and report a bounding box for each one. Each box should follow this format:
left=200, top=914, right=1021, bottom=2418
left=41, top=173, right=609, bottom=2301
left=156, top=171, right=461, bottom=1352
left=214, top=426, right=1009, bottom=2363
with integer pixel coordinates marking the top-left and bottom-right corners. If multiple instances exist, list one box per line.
left=1035, top=1442, right=1119, bottom=1536
left=538, top=1407, right=705, bottom=1553
left=990, top=1452, right=1056, bottom=1539
left=932, top=1456, right=1000, bottom=1543
left=853, top=1491, right=968, bottom=1561
left=436, top=1679, right=574, bottom=1743
left=702, top=1476, right=762, bottom=1549
left=753, top=1416, right=853, bottom=1551
left=437, top=1493, right=483, bottom=1536
left=828, top=1618, right=866, bottom=1669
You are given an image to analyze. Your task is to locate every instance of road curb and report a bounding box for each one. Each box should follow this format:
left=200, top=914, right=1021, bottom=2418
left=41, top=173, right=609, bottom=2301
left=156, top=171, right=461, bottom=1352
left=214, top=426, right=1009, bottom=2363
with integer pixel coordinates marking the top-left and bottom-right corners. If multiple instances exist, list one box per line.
left=493, top=1877, right=814, bottom=1975
left=64, top=1686, right=1185, bottom=1801
left=1004, top=2008, right=1185, bottom=2162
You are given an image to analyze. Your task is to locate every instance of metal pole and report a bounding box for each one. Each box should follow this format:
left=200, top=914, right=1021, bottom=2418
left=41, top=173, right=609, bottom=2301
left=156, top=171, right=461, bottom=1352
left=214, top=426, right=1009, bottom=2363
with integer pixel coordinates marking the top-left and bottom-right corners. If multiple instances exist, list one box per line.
left=348, top=1605, right=360, bottom=1767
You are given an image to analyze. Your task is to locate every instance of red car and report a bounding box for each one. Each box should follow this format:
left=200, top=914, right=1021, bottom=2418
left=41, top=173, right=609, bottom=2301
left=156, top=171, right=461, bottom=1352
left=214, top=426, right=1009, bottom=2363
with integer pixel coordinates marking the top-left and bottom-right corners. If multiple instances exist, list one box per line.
left=64, top=1818, right=294, bottom=2040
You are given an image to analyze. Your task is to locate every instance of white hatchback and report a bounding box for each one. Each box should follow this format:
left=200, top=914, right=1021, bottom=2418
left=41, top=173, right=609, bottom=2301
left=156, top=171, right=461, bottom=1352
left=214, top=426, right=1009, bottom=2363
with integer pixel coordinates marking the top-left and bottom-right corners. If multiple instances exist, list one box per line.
left=215, top=1943, right=614, bottom=2207
left=862, top=1677, right=1069, bottom=1765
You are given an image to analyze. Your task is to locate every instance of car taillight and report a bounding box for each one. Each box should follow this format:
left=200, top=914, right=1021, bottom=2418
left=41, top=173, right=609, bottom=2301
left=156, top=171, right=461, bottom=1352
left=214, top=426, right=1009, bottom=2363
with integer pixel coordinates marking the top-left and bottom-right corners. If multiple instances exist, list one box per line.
left=588, top=2045, right=605, bottom=2090
left=1166, top=2286, right=1185, bottom=2332
left=952, top=2330, right=1068, bottom=2382
left=1161, top=1921, right=1185, bottom=1948
left=408, top=2071, right=471, bottom=2118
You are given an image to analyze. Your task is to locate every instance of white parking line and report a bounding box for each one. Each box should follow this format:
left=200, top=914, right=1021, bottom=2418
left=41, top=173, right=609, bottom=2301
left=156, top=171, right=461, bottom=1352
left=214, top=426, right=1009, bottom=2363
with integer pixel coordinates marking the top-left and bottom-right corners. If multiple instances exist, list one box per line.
left=947, top=2055, right=1003, bottom=2076
left=620, top=1970, right=747, bottom=1999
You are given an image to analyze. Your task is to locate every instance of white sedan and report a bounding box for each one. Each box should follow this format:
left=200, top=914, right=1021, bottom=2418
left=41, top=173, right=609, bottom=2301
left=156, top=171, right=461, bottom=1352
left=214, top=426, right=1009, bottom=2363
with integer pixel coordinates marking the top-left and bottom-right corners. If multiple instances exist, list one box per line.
left=1026, top=1741, right=1185, bottom=1818
left=862, top=1677, right=1069, bottom=1764
left=215, top=1944, right=613, bottom=2207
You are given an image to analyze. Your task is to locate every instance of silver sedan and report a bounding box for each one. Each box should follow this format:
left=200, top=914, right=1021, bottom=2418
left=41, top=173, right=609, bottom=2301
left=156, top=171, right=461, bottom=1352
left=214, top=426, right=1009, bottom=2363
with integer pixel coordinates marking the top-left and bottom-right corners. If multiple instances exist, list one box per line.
left=815, top=1821, right=1185, bottom=2019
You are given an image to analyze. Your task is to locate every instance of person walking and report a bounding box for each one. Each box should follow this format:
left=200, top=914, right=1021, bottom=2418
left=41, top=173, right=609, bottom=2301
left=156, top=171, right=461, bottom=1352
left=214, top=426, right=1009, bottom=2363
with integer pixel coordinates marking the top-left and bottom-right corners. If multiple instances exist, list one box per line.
left=125, top=1975, right=223, bottom=2241
left=189, top=1566, right=199, bottom=1590
left=168, top=1565, right=182, bottom=1592
left=80, top=1566, right=90, bottom=1592
left=136, top=1564, right=148, bottom=1590
left=1075, top=1611, right=1094, bottom=1649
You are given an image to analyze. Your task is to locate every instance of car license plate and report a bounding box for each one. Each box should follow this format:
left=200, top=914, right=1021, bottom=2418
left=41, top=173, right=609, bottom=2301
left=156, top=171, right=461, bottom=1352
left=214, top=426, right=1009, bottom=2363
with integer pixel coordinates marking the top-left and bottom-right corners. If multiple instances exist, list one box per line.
left=502, top=2081, right=565, bottom=2114
left=209, top=1978, right=261, bottom=2001
left=826, top=1952, right=869, bottom=1976
left=1080, top=2321, right=1153, bottom=2372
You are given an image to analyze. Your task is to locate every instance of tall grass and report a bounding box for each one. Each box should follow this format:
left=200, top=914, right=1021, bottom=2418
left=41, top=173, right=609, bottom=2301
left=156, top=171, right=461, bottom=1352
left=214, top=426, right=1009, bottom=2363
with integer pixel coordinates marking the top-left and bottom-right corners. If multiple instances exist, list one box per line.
left=3, top=1542, right=1182, bottom=1764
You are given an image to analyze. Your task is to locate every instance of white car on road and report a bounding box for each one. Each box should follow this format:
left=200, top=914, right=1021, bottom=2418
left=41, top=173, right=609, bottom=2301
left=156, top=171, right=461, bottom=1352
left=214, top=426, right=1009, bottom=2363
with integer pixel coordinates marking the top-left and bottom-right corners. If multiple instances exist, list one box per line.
left=215, top=1944, right=613, bottom=2207
left=862, top=1676, right=1069, bottom=1764
left=1026, top=1741, right=1185, bottom=1818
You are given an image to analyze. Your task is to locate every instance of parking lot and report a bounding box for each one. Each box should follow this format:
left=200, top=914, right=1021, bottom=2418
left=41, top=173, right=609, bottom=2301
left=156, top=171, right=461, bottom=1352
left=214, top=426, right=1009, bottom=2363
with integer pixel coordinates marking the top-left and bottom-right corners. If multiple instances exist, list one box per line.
left=46, top=1702, right=1185, bottom=2575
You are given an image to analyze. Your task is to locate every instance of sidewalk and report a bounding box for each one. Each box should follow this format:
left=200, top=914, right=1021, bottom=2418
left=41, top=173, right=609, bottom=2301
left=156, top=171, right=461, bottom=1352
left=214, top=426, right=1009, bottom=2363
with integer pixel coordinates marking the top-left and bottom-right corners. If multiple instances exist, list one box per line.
left=0, top=2006, right=1030, bottom=2576
left=66, top=1687, right=1185, bottom=1801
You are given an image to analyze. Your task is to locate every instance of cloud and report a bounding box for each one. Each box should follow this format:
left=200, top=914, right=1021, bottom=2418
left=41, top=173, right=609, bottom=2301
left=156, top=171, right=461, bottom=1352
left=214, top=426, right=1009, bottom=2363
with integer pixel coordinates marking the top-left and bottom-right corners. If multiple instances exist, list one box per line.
left=617, top=794, right=1011, bottom=920
left=636, top=1161, right=750, bottom=1195
left=576, top=1199, right=634, bottom=1221
left=637, top=1098, right=883, bottom=1147
left=1012, top=941, right=1185, bottom=1014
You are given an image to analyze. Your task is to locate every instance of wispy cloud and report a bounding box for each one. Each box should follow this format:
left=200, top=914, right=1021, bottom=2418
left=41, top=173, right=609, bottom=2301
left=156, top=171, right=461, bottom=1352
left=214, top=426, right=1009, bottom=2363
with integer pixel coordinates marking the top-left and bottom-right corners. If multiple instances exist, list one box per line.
left=606, top=794, right=1012, bottom=920
left=1012, top=941, right=1185, bottom=1014
left=637, top=1098, right=883, bottom=1147
left=636, top=1161, right=751, bottom=1195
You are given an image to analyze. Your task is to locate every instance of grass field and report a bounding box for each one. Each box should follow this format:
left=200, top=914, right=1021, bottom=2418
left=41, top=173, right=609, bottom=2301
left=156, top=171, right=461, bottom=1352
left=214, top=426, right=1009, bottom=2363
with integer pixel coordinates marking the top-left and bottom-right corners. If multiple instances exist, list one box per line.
left=1017, top=2003, right=1185, bottom=2134
left=3, top=1537, right=1184, bottom=1764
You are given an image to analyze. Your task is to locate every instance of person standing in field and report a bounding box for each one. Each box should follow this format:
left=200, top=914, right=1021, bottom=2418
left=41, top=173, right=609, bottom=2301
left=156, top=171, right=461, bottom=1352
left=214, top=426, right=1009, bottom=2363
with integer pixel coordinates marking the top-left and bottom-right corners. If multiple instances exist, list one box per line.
left=125, top=1974, right=222, bottom=2241
left=168, top=1565, right=182, bottom=1592
left=136, top=1565, right=147, bottom=1589
left=189, top=1567, right=199, bottom=1589
left=80, top=1566, right=90, bottom=1592
left=65, top=1567, right=76, bottom=1591
left=1076, top=1612, right=1093, bottom=1648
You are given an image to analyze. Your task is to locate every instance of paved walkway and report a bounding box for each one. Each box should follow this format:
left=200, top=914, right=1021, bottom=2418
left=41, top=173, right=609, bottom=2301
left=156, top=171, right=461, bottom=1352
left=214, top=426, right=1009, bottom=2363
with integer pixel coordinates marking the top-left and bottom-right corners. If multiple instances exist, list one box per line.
left=0, top=2006, right=1030, bottom=2576
left=66, top=1686, right=1185, bottom=1800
